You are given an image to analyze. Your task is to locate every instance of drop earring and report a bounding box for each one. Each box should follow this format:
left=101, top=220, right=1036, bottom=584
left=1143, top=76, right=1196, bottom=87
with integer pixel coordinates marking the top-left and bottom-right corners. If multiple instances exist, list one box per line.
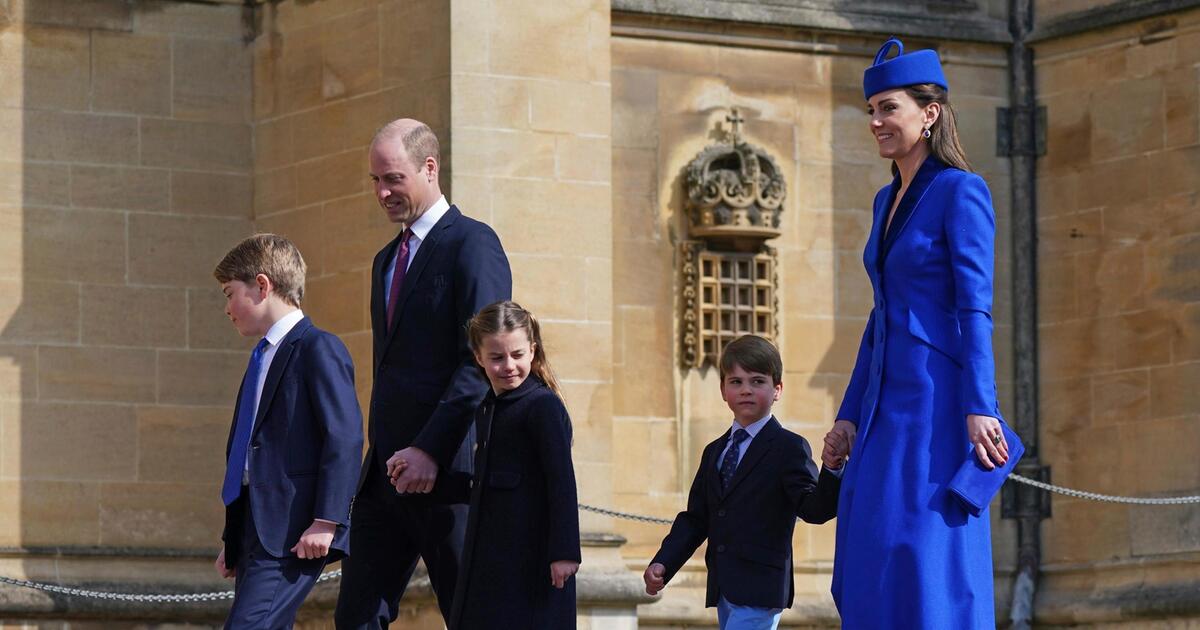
left=922, top=127, right=932, bottom=139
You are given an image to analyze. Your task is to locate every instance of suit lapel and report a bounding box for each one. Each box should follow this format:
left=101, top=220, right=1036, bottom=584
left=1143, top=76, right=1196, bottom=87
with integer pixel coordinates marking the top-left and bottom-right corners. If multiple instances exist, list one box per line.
left=721, top=418, right=780, bottom=500
left=251, top=317, right=310, bottom=438
left=381, top=206, right=462, bottom=350
left=879, top=157, right=948, bottom=268
left=704, top=433, right=726, bottom=503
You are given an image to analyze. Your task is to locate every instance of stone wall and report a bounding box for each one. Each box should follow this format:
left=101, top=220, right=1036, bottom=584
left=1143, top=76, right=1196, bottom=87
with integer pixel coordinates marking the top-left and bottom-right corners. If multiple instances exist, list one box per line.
left=1033, top=6, right=1200, bottom=624
left=609, top=20, right=1015, bottom=625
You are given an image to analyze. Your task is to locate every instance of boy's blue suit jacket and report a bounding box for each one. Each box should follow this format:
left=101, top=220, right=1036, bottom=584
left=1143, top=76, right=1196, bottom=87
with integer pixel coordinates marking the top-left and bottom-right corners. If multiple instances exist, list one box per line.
left=222, top=317, right=364, bottom=563
left=650, top=418, right=840, bottom=609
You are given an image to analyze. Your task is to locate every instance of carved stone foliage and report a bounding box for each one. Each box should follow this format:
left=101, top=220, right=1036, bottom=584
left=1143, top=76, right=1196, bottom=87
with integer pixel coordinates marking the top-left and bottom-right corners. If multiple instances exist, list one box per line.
left=680, top=109, right=786, bottom=368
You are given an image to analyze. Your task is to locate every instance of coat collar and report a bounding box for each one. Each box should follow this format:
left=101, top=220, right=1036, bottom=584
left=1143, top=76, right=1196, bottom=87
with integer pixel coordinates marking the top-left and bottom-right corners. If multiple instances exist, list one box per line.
left=712, top=416, right=783, bottom=500
left=874, top=157, right=950, bottom=269
left=486, top=374, right=544, bottom=405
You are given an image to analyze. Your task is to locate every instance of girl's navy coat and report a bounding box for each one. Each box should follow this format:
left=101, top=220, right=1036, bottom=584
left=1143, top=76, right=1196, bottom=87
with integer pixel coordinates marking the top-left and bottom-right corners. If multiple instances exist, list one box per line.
left=449, top=377, right=581, bottom=630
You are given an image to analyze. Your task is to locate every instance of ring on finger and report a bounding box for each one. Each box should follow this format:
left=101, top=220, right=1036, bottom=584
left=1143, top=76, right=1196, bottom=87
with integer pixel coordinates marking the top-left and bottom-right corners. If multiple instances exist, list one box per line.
left=990, top=433, right=1001, bottom=446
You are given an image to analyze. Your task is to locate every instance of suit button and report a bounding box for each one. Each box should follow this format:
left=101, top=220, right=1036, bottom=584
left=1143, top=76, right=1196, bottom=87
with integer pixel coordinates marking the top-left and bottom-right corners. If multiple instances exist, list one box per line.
left=717, top=509, right=726, bottom=517
left=717, top=544, right=726, bottom=553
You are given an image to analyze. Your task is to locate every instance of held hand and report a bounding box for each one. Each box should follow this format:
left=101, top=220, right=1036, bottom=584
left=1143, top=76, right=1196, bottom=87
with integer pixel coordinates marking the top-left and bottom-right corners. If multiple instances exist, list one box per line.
left=821, top=420, right=857, bottom=469
left=215, top=546, right=236, bottom=579
left=390, top=447, right=438, bottom=494
left=967, top=414, right=1009, bottom=470
left=289, top=520, right=336, bottom=560
left=387, top=458, right=408, bottom=483
left=643, top=562, right=667, bottom=596
left=550, top=560, right=580, bottom=589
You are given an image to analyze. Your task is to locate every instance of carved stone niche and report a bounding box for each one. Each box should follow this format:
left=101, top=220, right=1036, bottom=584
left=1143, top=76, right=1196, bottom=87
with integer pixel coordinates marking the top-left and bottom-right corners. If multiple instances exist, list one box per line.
left=680, top=109, right=785, bottom=369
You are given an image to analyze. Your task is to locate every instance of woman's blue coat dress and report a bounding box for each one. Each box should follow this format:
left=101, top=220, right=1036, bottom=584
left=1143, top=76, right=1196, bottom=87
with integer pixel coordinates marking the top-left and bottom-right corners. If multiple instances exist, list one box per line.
left=832, top=156, right=1002, bottom=628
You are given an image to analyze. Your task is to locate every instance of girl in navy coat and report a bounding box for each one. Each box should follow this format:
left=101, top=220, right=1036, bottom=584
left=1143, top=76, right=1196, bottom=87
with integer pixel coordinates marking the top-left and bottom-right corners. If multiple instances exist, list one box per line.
left=821, top=39, right=1013, bottom=628
left=448, top=300, right=581, bottom=629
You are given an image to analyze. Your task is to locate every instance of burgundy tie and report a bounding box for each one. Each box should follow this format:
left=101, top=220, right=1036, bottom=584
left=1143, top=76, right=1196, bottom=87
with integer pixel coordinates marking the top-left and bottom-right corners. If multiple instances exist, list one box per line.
left=385, top=229, right=413, bottom=328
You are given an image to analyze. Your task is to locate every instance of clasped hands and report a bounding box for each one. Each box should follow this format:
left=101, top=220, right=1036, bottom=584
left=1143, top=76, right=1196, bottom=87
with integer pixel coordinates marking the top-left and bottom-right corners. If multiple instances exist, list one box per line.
left=386, top=446, right=438, bottom=494
left=819, top=415, right=1010, bottom=471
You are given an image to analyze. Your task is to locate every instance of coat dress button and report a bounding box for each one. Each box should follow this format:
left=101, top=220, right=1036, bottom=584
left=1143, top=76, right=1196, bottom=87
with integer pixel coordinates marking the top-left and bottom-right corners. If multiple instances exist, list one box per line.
left=717, top=544, right=726, bottom=553
left=717, top=509, right=726, bottom=517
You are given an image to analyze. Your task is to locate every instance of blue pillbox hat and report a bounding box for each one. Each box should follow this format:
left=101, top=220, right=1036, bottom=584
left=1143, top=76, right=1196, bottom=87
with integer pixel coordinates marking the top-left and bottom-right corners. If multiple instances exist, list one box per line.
left=863, top=37, right=949, bottom=100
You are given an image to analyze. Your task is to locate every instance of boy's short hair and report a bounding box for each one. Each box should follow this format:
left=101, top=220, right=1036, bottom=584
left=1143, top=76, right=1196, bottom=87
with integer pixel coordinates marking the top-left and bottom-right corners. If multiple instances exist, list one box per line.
left=213, top=234, right=306, bottom=307
left=719, top=335, right=783, bottom=385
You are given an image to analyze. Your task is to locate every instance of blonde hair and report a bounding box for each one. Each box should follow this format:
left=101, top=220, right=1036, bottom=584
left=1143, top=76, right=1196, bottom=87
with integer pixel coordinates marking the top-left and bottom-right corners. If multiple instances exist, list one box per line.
left=467, top=300, right=562, bottom=399
left=213, top=233, right=307, bottom=307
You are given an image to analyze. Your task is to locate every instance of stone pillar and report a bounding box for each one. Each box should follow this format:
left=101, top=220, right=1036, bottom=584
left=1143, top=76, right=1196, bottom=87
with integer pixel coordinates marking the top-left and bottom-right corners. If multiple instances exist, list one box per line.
left=446, top=0, right=649, bottom=625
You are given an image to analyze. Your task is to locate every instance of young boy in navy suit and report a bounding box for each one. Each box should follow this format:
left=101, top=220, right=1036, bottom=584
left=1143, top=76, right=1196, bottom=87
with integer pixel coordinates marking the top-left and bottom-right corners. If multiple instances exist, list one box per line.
left=644, top=335, right=841, bottom=629
left=213, top=234, right=363, bottom=629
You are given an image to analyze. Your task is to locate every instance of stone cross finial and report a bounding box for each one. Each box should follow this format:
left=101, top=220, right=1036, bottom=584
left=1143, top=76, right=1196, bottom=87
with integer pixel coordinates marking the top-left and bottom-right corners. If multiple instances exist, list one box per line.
left=726, top=107, right=744, bottom=144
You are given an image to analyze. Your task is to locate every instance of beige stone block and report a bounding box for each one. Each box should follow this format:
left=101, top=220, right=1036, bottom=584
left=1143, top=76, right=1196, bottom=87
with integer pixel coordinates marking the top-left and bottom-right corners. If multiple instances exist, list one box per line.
left=1041, top=93, right=1092, bottom=177
left=1150, top=361, right=1200, bottom=418
left=1040, top=319, right=1111, bottom=378
left=714, top=46, right=825, bottom=86
left=1148, top=146, right=1200, bottom=201
left=8, top=0, right=132, bottom=31
left=99, top=481, right=223, bottom=547
left=1120, top=415, right=1200, bottom=495
left=1036, top=172, right=1078, bottom=219
left=612, top=69, right=658, bottom=150
left=1091, top=369, right=1149, bottom=428
left=255, top=115, right=294, bottom=171
left=137, top=405, right=229, bottom=484
left=540, top=321, right=611, bottom=383
left=5, top=401, right=137, bottom=480
left=0, top=344, right=36, bottom=401
left=612, top=418, right=677, bottom=495
left=612, top=237, right=669, bottom=310
left=273, top=0, right=378, bottom=33
left=1038, top=252, right=1075, bottom=324
left=612, top=191, right=660, bottom=248
left=491, top=179, right=610, bottom=258
left=1042, top=500, right=1130, bottom=565
left=782, top=316, right=865, bottom=376
left=780, top=248, right=836, bottom=317
left=133, top=0, right=246, bottom=36
left=322, top=193, right=395, bottom=274
left=173, top=36, right=252, bottom=122
left=256, top=204, right=327, bottom=275
left=1039, top=377, right=1091, bottom=437
left=1173, top=303, right=1200, bottom=363
left=270, top=25, right=324, bottom=116
left=1147, top=233, right=1200, bottom=305
left=128, top=213, right=251, bottom=287
left=322, top=7, right=381, bottom=100
left=255, top=166, right=299, bottom=216
left=0, top=26, right=90, bottom=110
left=0, top=161, right=55, bottom=208
left=188, top=287, right=255, bottom=352
left=24, top=110, right=139, bottom=165
left=1075, top=245, right=1144, bottom=317
left=1034, top=55, right=1090, bottom=97
left=140, top=118, right=252, bottom=171
left=451, top=127, right=556, bottom=179
left=0, top=280, right=78, bottom=344
left=612, top=147, right=657, bottom=211
left=378, top=0, right=448, bottom=86
left=509, top=254, right=587, bottom=321
left=91, top=31, right=171, bottom=115
left=452, top=74, right=530, bottom=130
left=172, top=171, right=253, bottom=218
left=70, top=165, right=169, bottom=212
left=1091, top=76, right=1163, bottom=158
left=305, top=271, right=367, bottom=335
left=613, top=307, right=673, bottom=418
left=485, top=0, right=600, bottom=82
left=834, top=249, right=872, bottom=317
left=777, top=372, right=839, bottom=427
left=0, top=480, right=100, bottom=546
left=585, top=257, right=613, bottom=322
left=1108, top=311, right=1175, bottom=370
left=295, top=149, right=368, bottom=207
left=39, top=347, right=152, bottom=406
left=528, top=80, right=610, bottom=136
left=1164, top=67, right=1199, bottom=150
left=158, top=349, right=246, bottom=406
left=613, top=36, right=720, bottom=77
left=291, top=93, right=384, bottom=162
left=558, top=380, right=612, bottom=463
left=80, top=284, right=185, bottom=348
left=18, top=207, right=126, bottom=284
left=1037, top=209, right=1101, bottom=259
left=556, top=135, right=612, bottom=183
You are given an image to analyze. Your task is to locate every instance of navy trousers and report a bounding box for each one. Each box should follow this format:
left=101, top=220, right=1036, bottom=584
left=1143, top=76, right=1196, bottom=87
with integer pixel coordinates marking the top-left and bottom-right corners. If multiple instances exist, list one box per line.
left=225, top=494, right=326, bottom=630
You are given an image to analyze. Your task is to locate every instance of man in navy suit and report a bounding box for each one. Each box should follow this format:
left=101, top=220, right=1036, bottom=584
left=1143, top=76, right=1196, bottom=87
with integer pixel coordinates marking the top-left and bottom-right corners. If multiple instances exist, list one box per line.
left=213, top=234, right=363, bottom=629
left=335, top=119, right=512, bottom=629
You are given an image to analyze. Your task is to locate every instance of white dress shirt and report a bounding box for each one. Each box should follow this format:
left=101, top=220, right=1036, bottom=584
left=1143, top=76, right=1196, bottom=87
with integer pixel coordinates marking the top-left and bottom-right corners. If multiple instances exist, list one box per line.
left=715, top=414, right=772, bottom=470
left=244, top=309, right=305, bottom=478
left=383, top=195, right=450, bottom=305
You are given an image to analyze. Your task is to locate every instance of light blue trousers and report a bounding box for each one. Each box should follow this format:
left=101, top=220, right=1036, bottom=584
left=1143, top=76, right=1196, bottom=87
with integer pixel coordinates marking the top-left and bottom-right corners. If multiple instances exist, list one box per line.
left=717, top=595, right=783, bottom=630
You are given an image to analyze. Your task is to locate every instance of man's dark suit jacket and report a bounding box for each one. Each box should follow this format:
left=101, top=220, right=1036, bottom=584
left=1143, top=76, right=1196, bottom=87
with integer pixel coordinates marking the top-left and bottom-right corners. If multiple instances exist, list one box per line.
left=222, top=317, right=364, bottom=566
left=650, top=417, right=840, bottom=609
left=360, top=205, right=512, bottom=494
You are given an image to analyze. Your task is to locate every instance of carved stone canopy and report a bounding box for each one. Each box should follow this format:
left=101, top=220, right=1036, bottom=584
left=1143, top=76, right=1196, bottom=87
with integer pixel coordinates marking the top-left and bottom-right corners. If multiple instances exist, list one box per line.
left=684, top=108, right=786, bottom=252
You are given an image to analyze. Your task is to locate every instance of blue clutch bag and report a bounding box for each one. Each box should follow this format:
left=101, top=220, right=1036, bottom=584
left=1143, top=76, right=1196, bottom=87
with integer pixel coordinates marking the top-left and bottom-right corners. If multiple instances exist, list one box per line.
left=947, top=421, right=1025, bottom=517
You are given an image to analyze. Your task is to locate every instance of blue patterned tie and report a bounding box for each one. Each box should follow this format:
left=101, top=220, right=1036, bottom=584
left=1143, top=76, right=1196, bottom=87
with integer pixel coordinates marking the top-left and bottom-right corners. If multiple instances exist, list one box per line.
left=719, top=429, right=750, bottom=491
left=221, top=338, right=270, bottom=506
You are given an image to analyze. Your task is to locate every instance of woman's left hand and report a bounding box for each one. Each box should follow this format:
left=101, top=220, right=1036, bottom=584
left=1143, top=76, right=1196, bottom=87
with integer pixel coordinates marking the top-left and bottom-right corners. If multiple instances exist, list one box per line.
left=967, top=414, right=1008, bottom=470
left=550, top=560, right=579, bottom=589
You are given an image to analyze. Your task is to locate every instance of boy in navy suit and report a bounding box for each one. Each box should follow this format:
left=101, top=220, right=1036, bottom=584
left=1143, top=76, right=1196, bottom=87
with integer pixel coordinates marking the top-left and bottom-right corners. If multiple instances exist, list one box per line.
left=213, top=234, right=363, bottom=629
left=644, top=335, right=841, bottom=629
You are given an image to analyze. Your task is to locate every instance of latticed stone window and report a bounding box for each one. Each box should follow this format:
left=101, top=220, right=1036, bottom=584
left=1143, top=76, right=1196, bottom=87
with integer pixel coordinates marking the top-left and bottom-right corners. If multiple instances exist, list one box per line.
left=680, top=109, right=785, bottom=368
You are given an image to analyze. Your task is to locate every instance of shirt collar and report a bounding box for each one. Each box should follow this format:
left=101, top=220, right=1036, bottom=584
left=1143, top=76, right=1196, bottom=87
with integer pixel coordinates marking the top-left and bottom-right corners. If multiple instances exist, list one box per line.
left=729, top=414, right=772, bottom=440
left=408, top=195, right=450, bottom=242
left=264, top=309, right=305, bottom=347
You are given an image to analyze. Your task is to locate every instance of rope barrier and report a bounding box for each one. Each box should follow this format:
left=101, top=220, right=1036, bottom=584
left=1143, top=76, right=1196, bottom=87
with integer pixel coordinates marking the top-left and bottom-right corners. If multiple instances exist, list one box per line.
left=2, top=479, right=1197, bottom=602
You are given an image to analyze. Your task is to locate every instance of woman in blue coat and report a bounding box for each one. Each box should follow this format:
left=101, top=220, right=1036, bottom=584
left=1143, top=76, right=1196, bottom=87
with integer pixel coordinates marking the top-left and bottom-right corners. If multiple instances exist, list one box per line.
left=822, top=39, right=1012, bottom=628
